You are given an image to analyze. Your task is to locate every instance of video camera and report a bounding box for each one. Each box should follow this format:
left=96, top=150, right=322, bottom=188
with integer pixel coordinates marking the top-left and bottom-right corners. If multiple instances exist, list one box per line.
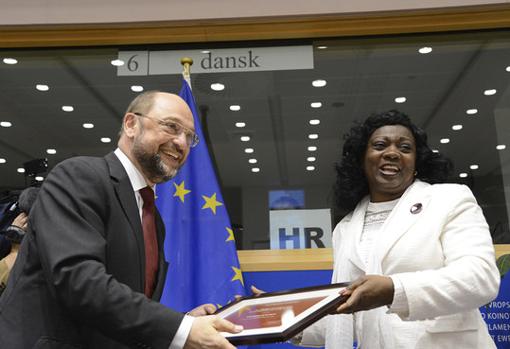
left=0, top=186, right=40, bottom=257
left=0, top=158, right=46, bottom=257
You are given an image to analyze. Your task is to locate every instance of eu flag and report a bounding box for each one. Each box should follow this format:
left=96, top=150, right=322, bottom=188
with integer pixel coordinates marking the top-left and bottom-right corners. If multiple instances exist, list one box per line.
left=156, top=78, right=246, bottom=311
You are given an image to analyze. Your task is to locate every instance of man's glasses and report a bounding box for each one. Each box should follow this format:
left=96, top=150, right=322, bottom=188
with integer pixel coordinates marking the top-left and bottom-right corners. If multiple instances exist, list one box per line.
left=134, top=112, right=199, bottom=148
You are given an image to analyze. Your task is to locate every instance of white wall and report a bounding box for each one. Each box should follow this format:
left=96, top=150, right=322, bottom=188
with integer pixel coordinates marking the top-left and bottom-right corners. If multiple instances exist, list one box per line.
left=0, top=0, right=508, bottom=25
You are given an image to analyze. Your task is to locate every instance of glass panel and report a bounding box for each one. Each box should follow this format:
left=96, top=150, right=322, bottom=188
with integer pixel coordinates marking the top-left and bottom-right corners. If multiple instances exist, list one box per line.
left=0, top=30, right=509, bottom=249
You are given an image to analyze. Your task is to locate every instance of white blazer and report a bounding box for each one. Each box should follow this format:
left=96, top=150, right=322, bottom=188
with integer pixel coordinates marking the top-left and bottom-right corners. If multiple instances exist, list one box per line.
left=302, top=180, right=500, bottom=349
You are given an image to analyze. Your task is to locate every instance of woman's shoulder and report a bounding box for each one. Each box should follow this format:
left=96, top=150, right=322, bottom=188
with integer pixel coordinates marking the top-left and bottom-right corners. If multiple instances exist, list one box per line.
left=421, top=181, right=476, bottom=201
left=426, top=181, right=472, bottom=193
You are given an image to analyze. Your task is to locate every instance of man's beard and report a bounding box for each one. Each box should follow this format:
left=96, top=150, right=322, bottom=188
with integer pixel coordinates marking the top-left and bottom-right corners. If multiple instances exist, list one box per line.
left=132, top=141, right=179, bottom=184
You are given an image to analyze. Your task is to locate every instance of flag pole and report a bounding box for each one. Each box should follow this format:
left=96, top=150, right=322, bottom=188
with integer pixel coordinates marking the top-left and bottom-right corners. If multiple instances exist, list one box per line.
left=158, top=57, right=246, bottom=310
left=180, top=57, right=193, bottom=87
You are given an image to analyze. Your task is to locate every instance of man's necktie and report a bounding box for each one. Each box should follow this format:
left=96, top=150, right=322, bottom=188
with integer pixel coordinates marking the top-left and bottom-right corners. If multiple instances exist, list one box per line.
left=139, top=186, right=158, bottom=297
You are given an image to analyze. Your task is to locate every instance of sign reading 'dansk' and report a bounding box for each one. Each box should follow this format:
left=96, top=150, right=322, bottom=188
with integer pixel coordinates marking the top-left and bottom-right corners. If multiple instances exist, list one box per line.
left=269, top=209, right=332, bottom=250
left=116, top=46, right=313, bottom=76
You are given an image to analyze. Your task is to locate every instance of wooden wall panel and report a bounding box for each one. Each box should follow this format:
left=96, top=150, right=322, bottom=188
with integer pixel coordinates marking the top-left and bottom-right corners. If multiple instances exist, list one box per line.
left=0, top=4, right=509, bottom=48
left=239, top=245, right=510, bottom=271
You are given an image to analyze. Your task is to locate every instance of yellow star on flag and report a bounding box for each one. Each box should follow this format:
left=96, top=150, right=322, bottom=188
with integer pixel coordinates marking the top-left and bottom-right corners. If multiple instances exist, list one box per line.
left=202, top=193, right=223, bottom=214
left=226, top=227, right=235, bottom=242
left=231, top=266, right=244, bottom=286
left=173, top=181, right=191, bottom=203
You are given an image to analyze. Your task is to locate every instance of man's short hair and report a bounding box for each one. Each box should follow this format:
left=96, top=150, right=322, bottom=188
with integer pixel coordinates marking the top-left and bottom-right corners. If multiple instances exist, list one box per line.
left=125, top=90, right=162, bottom=115
left=119, top=90, right=162, bottom=137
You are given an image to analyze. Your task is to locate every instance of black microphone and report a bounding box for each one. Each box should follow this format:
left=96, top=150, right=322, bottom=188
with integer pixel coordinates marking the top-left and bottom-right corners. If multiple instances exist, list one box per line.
left=18, top=187, right=39, bottom=214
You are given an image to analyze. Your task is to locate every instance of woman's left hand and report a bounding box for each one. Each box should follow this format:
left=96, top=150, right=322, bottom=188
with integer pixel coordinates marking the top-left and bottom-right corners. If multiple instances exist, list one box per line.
left=335, top=275, right=394, bottom=314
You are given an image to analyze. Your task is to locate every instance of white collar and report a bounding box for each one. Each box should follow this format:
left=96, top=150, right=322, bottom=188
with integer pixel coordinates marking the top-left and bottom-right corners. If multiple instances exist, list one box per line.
left=114, top=148, right=149, bottom=192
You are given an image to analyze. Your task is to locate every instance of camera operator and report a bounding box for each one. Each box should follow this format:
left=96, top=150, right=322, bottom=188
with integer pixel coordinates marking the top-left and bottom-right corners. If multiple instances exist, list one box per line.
left=0, top=187, right=39, bottom=295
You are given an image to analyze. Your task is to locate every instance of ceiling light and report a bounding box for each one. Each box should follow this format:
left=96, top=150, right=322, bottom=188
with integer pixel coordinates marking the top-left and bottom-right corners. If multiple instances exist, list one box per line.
left=36, top=84, right=49, bottom=91
left=244, top=148, right=254, bottom=153
left=317, top=46, right=328, bottom=50
left=248, top=158, right=257, bottom=164
left=131, top=85, right=143, bottom=92
left=395, top=96, right=406, bottom=103
left=440, top=138, right=450, bottom=144
left=308, top=134, right=319, bottom=140
left=240, top=136, right=250, bottom=142
left=251, top=167, right=260, bottom=173
left=35, top=176, right=44, bottom=181
left=110, top=59, right=124, bottom=66
left=17, top=168, right=25, bottom=173
left=210, top=83, right=225, bottom=91
left=496, top=144, right=506, bottom=150
left=0, top=158, right=5, bottom=164
left=459, top=173, right=468, bottom=178
left=418, top=47, right=432, bottom=54
left=484, top=89, right=497, bottom=96
left=235, top=122, right=246, bottom=128
left=466, top=109, right=478, bottom=115
left=101, top=137, right=111, bottom=143
left=306, top=166, right=315, bottom=171
left=432, top=149, right=439, bottom=153
left=46, top=149, right=56, bottom=154
left=0, top=121, right=12, bottom=127
left=307, top=157, right=316, bottom=162
left=62, top=105, right=74, bottom=112
left=229, top=105, right=241, bottom=111
left=452, top=124, right=463, bottom=131
left=470, top=164, right=479, bottom=170
left=309, top=119, right=320, bottom=125
left=310, top=102, right=322, bottom=108
left=83, top=123, right=94, bottom=129
left=506, top=66, right=510, bottom=72
left=3, top=58, right=17, bottom=65
left=312, top=79, right=327, bottom=87
left=308, top=146, right=317, bottom=151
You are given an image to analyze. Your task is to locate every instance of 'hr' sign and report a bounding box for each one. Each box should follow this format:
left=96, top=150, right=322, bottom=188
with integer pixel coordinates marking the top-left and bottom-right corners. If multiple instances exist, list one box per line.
left=270, top=209, right=332, bottom=250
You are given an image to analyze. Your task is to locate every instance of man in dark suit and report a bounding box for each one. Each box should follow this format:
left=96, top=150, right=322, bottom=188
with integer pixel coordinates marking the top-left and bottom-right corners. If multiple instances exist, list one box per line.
left=0, top=91, right=242, bottom=349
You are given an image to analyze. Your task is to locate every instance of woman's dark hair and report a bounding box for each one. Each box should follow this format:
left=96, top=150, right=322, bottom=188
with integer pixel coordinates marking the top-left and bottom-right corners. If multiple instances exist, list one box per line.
left=334, top=110, right=453, bottom=212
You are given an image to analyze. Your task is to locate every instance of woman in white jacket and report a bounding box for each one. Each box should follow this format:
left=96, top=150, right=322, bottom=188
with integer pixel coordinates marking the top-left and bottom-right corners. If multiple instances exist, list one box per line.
left=299, top=110, right=500, bottom=349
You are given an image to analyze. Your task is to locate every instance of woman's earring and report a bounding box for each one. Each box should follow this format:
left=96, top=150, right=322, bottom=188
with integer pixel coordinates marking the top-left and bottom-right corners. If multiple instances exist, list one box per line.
left=414, top=171, right=418, bottom=176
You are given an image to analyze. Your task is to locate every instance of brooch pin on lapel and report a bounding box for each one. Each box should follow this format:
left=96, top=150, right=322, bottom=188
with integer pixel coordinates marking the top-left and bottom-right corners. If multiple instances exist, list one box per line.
left=410, top=203, right=423, bottom=214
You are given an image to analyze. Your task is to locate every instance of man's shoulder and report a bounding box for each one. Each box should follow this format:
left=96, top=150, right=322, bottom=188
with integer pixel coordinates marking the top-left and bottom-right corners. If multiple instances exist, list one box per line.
left=58, top=155, right=106, bottom=166
left=48, top=155, right=113, bottom=185
left=55, top=155, right=112, bottom=173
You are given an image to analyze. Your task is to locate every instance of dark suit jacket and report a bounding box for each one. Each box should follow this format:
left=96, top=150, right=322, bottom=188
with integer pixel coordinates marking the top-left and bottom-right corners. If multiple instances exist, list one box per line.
left=0, top=153, right=184, bottom=349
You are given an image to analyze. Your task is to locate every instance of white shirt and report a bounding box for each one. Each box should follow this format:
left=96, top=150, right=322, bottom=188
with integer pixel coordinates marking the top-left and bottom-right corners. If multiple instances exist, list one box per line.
left=360, top=199, right=398, bottom=267
left=114, top=148, right=194, bottom=349
left=360, top=198, right=409, bottom=316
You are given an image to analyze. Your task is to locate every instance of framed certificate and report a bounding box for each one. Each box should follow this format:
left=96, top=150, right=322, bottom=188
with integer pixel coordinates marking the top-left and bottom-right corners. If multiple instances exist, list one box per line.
left=215, top=283, right=350, bottom=345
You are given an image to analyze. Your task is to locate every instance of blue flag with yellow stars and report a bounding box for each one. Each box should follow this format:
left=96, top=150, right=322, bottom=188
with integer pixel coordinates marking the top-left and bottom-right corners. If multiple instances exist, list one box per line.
left=156, top=78, right=246, bottom=311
